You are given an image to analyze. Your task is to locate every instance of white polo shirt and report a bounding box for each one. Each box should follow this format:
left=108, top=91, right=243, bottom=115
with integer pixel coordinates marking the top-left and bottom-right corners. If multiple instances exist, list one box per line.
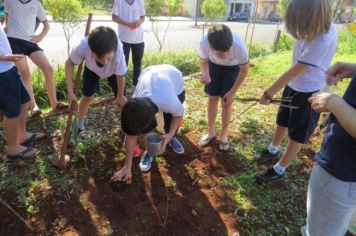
left=133, top=64, right=185, bottom=117
left=70, top=37, right=127, bottom=78
left=0, top=27, right=14, bottom=73
left=112, top=0, right=145, bottom=44
left=199, top=33, right=249, bottom=66
left=289, top=24, right=338, bottom=92
left=5, top=0, right=47, bottom=42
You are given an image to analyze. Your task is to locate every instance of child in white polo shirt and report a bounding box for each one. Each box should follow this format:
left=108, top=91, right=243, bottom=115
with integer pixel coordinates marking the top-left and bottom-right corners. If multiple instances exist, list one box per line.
left=0, top=26, right=45, bottom=160
left=66, top=26, right=127, bottom=133
left=4, top=0, right=67, bottom=116
left=255, top=0, right=338, bottom=184
left=111, top=64, right=185, bottom=183
left=198, top=24, right=249, bottom=151
left=112, top=0, right=145, bottom=91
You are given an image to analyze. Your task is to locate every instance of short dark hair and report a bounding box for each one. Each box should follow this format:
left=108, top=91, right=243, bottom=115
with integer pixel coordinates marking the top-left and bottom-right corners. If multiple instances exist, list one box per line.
left=88, top=26, right=118, bottom=58
left=207, top=24, right=233, bottom=52
left=121, top=98, right=157, bottom=136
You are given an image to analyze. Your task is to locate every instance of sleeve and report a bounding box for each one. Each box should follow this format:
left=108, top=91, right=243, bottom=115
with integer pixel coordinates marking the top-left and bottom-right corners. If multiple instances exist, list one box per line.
left=112, top=0, right=120, bottom=17
left=114, top=42, right=127, bottom=76
left=297, top=40, right=329, bottom=67
left=234, top=36, right=249, bottom=65
left=162, top=96, right=184, bottom=117
left=139, top=0, right=146, bottom=16
left=36, top=1, right=48, bottom=22
left=70, top=40, right=86, bottom=65
left=198, top=37, right=209, bottom=60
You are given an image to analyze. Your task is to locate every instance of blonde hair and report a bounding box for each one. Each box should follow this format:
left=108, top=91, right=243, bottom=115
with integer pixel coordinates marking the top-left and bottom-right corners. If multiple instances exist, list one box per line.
left=285, top=0, right=332, bottom=42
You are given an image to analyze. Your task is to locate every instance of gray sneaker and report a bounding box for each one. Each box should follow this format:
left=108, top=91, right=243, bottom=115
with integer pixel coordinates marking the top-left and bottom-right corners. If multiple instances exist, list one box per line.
left=255, top=148, right=281, bottom=163
left=169, top=137, right=185, bottom=154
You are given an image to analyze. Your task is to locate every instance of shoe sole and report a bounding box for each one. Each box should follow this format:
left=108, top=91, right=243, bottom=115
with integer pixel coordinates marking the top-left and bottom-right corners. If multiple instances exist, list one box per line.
left=255, top=156, right=280, bottom=164
left=255, top=176, right=284, bottom=185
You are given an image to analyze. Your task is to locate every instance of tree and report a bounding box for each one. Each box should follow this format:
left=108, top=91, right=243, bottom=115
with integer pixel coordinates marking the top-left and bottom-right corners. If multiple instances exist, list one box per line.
left=201, top=0, right=226, bottom=23
left=280, top=0, right=290, bottom=17
left=44, top=0, right=89, bottom=56
left=145, top=0, right=182, bottom=52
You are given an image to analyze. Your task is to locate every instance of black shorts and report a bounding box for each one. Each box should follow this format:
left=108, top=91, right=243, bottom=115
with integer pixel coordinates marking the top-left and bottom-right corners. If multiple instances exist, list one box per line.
left=142, top=91, right=185, bottom=134
left=82, top=66, right=118, bottom=97
left=8, top=37, right=42, bottom=56
left=0, top=67, right=30, bottom=118
left=276, top=86, right=320, bottom=144
left=205, top=61, right=240, bottom=98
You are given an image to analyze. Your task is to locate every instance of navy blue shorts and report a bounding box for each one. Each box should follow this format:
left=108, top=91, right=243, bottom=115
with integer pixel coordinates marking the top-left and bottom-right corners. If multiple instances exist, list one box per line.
left=276, top=86, right=320, bottom=144
left=205, top=61, right=240, bottom=98
left=82, top=66, right=118, bottom=97
left=142, top=91, right=185, bottom=134
left=8, top=37, right=42, bottom=56
left=0, top=67, right=30, bottom=118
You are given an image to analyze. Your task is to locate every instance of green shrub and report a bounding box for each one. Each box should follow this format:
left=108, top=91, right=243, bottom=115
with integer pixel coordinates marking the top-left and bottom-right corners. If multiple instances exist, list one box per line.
left=277, top=33, right=295, bottom=52
left=248, top=43, right=272, bottom=59
left=337, top=28, right=356, bottom=54
left=32, top=51, right=200, bottom=107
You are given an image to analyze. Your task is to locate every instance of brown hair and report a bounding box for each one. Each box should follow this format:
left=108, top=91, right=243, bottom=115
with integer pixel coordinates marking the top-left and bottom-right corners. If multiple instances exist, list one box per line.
left=285, top=0, right=331, bottom=42
left=207, top=24, right=233, bottom=52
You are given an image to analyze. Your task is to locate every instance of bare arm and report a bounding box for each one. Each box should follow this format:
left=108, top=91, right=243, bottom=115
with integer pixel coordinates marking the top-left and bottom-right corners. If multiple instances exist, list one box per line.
left=260, top=62, right=308, bottom=104
left=116, top=75, right=127, bottom=109
left=199, top=59, right=210, bottom=84
left=31, top=21, right=49, bottom=43
left=112, top=14, right=129, bottom=27
left=65, top=58, right=76, bottom=103
left=310, top=93, right=356, bottom=139
left=231, top=62, right=249, bottom=94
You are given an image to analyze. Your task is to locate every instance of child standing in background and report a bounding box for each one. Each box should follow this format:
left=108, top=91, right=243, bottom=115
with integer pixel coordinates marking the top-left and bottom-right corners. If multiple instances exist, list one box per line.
left=255, top=0, right=338, bottom=184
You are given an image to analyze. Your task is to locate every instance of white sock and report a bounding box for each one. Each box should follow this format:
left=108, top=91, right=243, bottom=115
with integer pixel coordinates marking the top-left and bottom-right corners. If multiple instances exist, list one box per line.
left=273, top=163, right=286, bottom=175
left=33, top=105, right=40, bottom=111
left=77, top=120, right=85, bottom=130
left=268, top=143, right=280, bottom=154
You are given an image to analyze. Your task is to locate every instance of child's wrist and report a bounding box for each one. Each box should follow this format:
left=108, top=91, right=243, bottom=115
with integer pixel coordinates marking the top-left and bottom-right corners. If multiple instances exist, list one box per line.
left=263, top=90, right=273, bottom=101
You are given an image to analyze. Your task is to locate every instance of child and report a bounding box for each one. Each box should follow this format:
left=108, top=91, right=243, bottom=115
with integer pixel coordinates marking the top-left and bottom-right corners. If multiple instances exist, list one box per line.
left=4, top=0, right=67, bottom=116
left=66, top=26, right=127, bottom=134
left=302, top=61, right=356, bottom=236
left=255, top=0, right=338, bottom=184
left=0, top=26, right=45, bottom=159
left=111, top=64, right=185, bottom=183
left=198, top=24, right=249, bottom=151
left=112, top=0, right=145, bottom=91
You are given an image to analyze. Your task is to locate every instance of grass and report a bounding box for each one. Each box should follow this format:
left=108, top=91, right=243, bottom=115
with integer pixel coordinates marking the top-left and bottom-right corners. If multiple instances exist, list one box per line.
left=0, top=29, right=355, bottom=234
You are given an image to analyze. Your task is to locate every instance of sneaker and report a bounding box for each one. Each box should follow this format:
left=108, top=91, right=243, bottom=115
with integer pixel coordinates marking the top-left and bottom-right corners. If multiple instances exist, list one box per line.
left=254, top=148, right=281, bottom=164
left=255, top=167, right=284, bottom=184
left=139, top=151, right=154, bottom=172
left=169, top=137, right=185, bottom=154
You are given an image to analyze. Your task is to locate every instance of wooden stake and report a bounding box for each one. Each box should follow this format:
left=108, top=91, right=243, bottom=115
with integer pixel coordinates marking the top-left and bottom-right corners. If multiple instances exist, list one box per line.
left=57, top=13, right=93, bottom=168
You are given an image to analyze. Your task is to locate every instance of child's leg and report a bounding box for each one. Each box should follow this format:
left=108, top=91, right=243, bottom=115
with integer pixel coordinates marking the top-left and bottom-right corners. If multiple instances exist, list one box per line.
left=277, top=137, right=303, bottom=167
left=207, top=96, right=219, bottom=137
left=271, top=125, right=288, bottom=147
left=131, top=42, right=144, bottom=86
left=78, top=95, right=92, bottom=129
left=15, top=57, right=37, bottom=110
left=29, top=51, right=58, bottom=110
left=220, top=101, right=232, bottom=141
left=16, top=102, right=32, bottom=143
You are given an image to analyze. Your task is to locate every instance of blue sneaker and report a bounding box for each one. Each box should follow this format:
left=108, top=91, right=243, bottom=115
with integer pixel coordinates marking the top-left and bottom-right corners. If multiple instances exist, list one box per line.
left=169, top=137, right=185, bottom=154
left=139, top=151, right=154, bottom=172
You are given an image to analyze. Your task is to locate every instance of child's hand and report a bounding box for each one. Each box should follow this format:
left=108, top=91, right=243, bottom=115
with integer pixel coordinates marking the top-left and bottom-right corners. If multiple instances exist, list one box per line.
left=30, top=35, right=43, bottom=43
left=116, top=96, right=128, bottom=110
left=326, top=62, right=356, bottom=85
left=259, top=91, right=272, bottom=105
left=222, top=91, right=234, bottom=106
left=308, top=92, right=339, bottom=113
left=111, top=165, right=132, bottom=183
left=2, top=54, right=24, bottom=62
left=67, top=91, right=77, bottom=107
left=200, top=74, right=211, bottom=84
left=159, top=133, right=172, bottom=154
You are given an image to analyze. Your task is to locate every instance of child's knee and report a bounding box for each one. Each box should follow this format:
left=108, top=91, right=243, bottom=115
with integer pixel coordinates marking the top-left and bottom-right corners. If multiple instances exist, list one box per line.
left=43, top=64, right=54, bottom=76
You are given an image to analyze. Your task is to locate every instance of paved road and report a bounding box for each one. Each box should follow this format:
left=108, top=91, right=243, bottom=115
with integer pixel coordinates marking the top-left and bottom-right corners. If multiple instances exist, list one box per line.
left=32, top=15, right=343, bottom=66
left=30, top=15, right=285, bottom=66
